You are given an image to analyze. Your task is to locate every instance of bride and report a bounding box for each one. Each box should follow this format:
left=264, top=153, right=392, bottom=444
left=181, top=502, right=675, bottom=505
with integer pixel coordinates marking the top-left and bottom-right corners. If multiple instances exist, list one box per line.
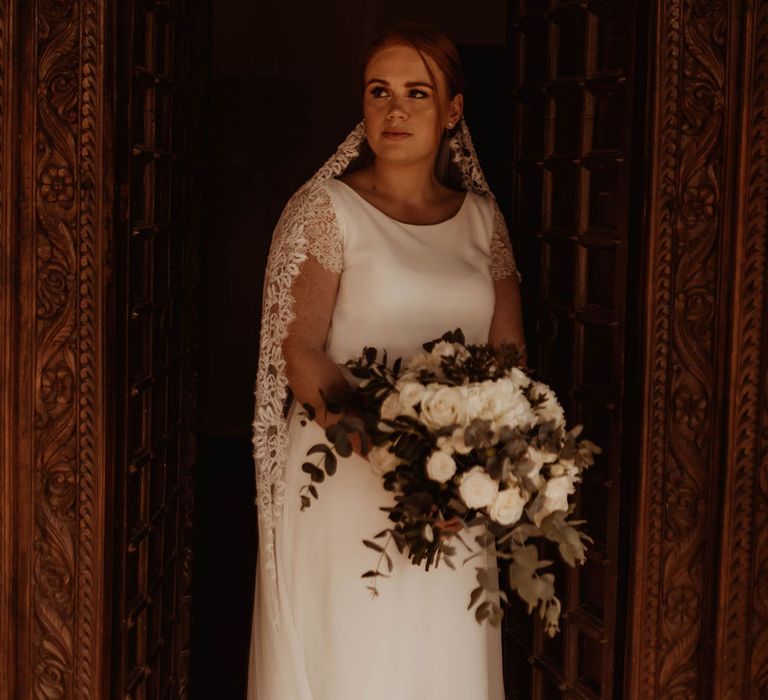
left=248, top=22, right=525, bottom=700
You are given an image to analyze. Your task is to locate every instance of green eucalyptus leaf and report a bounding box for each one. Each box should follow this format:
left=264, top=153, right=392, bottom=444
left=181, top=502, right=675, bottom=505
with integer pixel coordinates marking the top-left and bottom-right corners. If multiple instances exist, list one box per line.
left=324, top=451, right=337, bottom=476
left=468, top=585, right=484, bottom=611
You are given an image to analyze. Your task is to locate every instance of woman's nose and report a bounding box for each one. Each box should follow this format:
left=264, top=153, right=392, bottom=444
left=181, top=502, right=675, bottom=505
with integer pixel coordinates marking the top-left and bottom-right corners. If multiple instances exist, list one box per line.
left=386, top=96, right=408, bottom=120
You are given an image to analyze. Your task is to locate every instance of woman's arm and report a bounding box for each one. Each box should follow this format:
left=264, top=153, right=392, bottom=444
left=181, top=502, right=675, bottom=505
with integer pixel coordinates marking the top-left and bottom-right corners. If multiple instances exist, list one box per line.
left=489, top=274, right=527, bottom=366
left=282, top=255, right=350, bottom=430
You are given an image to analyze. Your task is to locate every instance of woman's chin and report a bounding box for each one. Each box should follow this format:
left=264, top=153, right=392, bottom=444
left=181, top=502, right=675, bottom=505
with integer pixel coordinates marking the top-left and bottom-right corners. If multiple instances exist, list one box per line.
left=369, top=143, right=437, bottom=165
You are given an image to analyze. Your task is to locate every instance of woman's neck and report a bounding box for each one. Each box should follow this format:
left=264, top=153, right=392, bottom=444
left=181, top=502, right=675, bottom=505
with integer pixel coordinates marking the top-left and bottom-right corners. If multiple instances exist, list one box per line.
left=367, top=158, right=443, bottom=206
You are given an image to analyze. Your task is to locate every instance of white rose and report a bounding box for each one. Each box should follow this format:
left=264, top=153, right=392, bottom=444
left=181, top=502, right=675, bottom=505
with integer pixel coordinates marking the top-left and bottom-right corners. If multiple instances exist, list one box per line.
left=420, top=385, right=467, bottom=430
left=530, top=381, right=565, bottom=428
left=495, top=399, right=536, bottom=432
left=465, top=386, right=485, bottom=421
left=425, top=450, right=457, bottom=483
left=450, top=426, right=473, bottom=455
left=488, top=379, right=536, bottom=429
left=476, top=381, right=506, bottom=421
left=525, top=475, right=572, bottom=527
left=489, top=481, right=529, bottom=526
left=396, top=381, right=427, bottom=408
left=368, top=445, right=399, bottom=475
left=380, top=393, right=402, bottom=421
left=458, top=466, right=499, bottom=508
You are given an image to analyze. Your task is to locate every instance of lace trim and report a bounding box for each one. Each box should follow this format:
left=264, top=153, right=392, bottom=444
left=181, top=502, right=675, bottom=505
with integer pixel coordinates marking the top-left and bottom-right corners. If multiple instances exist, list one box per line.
left=306, top=183, right=343, bottom=273
left=489, top=199, right=523, bottom=283
left=252, top=123, right=364, bottom=628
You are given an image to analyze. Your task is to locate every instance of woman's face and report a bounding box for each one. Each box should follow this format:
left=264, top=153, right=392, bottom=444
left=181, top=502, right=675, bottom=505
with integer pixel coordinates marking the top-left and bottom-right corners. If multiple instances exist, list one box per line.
left=362, top=43, right=463, bottom=167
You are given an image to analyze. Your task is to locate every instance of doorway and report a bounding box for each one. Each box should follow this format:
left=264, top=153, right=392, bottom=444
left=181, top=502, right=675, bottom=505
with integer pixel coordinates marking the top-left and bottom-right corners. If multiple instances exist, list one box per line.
left=190, top=3, right=523, bottom=698
left=189, top=1, right=646, bottom=698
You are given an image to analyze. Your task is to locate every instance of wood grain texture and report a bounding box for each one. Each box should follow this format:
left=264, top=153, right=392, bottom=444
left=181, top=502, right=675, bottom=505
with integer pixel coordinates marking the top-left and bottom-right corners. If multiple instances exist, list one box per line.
left=714, top=0, right=768, bottom=696
left=629, top=0, right=768, bottom=697
left=0, top=0, right=16, bottom=697
left=18, top=0, right=108, bottom=697
left=628, top=0, right=728, bottom=698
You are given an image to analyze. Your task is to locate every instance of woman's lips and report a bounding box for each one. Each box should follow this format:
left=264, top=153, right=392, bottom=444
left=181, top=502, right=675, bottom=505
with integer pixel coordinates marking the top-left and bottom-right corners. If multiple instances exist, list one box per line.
left=382, top=131, right=412, bottom=140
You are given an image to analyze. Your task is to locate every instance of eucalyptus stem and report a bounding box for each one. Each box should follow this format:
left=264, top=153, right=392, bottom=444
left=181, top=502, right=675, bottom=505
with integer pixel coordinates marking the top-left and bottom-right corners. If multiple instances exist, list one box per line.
left=365, top=531, right=394, bottom=599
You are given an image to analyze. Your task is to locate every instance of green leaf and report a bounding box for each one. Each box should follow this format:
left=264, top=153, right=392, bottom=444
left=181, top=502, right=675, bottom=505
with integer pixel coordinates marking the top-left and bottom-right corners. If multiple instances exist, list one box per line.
left=363, top=539, right=384, bottom=552
left=475, top=600, right=492, bottom=623
left=361, top=570, right=379, bottom=578
left=384, top=553, right=393, bottom=572
left=308, top=444, right=331, bottom=456
left=467, top=585, right=484, bottom=611
left=324, top=450, right=337, bottom=476
left=539, top=510, right=593, bottom=567
left=300, top=495, right=311, bottom=509
left=301, top=462, right=315, bottom=475
left=308, top=484, right=319, bottom=499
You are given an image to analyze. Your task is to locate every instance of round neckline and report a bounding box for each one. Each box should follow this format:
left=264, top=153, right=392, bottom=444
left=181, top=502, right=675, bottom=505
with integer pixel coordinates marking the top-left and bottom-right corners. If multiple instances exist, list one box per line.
left=333, top=178, right=470, bottom=228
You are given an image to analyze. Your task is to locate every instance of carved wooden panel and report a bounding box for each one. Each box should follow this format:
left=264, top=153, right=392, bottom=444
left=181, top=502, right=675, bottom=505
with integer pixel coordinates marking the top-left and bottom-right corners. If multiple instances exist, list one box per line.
left=627, top=0, right=768, bottom=697
left=713, top=2, right=768, bottom=695
left=504, top=1, right=641, bottom=697
left=111, top=0, right=206, bottom=697
left=1, top=0, right=111, bottom=697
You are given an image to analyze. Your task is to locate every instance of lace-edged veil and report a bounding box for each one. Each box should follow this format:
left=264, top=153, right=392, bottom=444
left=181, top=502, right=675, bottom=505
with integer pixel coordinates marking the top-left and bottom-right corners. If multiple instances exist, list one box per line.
left=252, top=117, right=500, bottom=628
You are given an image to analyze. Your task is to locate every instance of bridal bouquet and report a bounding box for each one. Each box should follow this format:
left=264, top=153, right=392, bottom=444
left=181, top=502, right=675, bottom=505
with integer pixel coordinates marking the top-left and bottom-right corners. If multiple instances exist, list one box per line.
left=298, top=329, right=601, bottom=636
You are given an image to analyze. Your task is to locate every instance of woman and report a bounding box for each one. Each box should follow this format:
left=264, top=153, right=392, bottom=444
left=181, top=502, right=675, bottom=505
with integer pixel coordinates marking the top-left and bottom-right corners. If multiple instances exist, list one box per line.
left=249, top=23, right=525, bottom=700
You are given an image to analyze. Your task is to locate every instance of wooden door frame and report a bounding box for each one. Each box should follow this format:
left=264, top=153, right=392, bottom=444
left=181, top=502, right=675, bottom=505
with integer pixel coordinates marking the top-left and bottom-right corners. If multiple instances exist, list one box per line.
left=0, top=0, right=113, bottom=697
left=626, top=0, right=768, bottom=697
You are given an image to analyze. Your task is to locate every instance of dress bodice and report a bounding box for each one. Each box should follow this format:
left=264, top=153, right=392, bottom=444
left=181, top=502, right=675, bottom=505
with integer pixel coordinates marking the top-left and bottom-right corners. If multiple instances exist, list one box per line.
left=320, top=178, right=510, bottom=365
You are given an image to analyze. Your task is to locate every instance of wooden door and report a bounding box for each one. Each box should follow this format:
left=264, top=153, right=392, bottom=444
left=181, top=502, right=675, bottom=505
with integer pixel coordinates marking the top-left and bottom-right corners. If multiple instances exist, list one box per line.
left=502, top=1, right=645, bottom=697
left=111, top=0, right=208, bottom=697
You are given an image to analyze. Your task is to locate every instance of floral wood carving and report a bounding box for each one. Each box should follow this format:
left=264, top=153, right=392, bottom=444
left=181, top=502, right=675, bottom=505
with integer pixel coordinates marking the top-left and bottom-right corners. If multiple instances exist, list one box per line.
left=635, top=0, right=727, bottom=696
left=631, top=0, right=768, bottom=698
left=29, top=0, right=106, bottom=698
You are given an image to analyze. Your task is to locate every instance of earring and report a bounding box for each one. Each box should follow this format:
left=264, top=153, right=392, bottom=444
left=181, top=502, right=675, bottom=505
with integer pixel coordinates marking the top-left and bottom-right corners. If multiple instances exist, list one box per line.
left=447, top=121, right=454, bottom=129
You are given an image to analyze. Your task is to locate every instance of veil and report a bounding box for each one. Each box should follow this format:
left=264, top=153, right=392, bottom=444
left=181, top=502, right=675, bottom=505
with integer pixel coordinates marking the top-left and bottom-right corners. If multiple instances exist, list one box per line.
left=252, top=117, right=511, bottom=629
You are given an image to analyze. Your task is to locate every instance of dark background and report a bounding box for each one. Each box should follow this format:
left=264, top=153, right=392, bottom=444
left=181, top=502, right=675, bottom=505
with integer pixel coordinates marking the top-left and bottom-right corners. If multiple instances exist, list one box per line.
left=190, top=3, right=519, bottom=697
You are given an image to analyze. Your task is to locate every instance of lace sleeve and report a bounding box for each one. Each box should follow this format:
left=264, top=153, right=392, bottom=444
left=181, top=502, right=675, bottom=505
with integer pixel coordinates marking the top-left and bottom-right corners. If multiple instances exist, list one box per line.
left=304, top=183, right=343, bottom=273
left=489, top=198, right=522, bottom=283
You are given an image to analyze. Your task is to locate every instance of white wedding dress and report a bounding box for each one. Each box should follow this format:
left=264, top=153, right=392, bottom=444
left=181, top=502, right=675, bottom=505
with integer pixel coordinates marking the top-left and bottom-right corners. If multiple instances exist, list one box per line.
left=248, top=176, right=519, bottom=699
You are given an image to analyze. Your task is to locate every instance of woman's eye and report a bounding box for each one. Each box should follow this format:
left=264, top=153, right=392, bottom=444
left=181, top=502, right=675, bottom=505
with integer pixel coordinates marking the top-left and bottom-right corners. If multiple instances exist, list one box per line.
left=370, top=87, right=389, bottom=98
left=410, top=89, right=429, bottom=99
